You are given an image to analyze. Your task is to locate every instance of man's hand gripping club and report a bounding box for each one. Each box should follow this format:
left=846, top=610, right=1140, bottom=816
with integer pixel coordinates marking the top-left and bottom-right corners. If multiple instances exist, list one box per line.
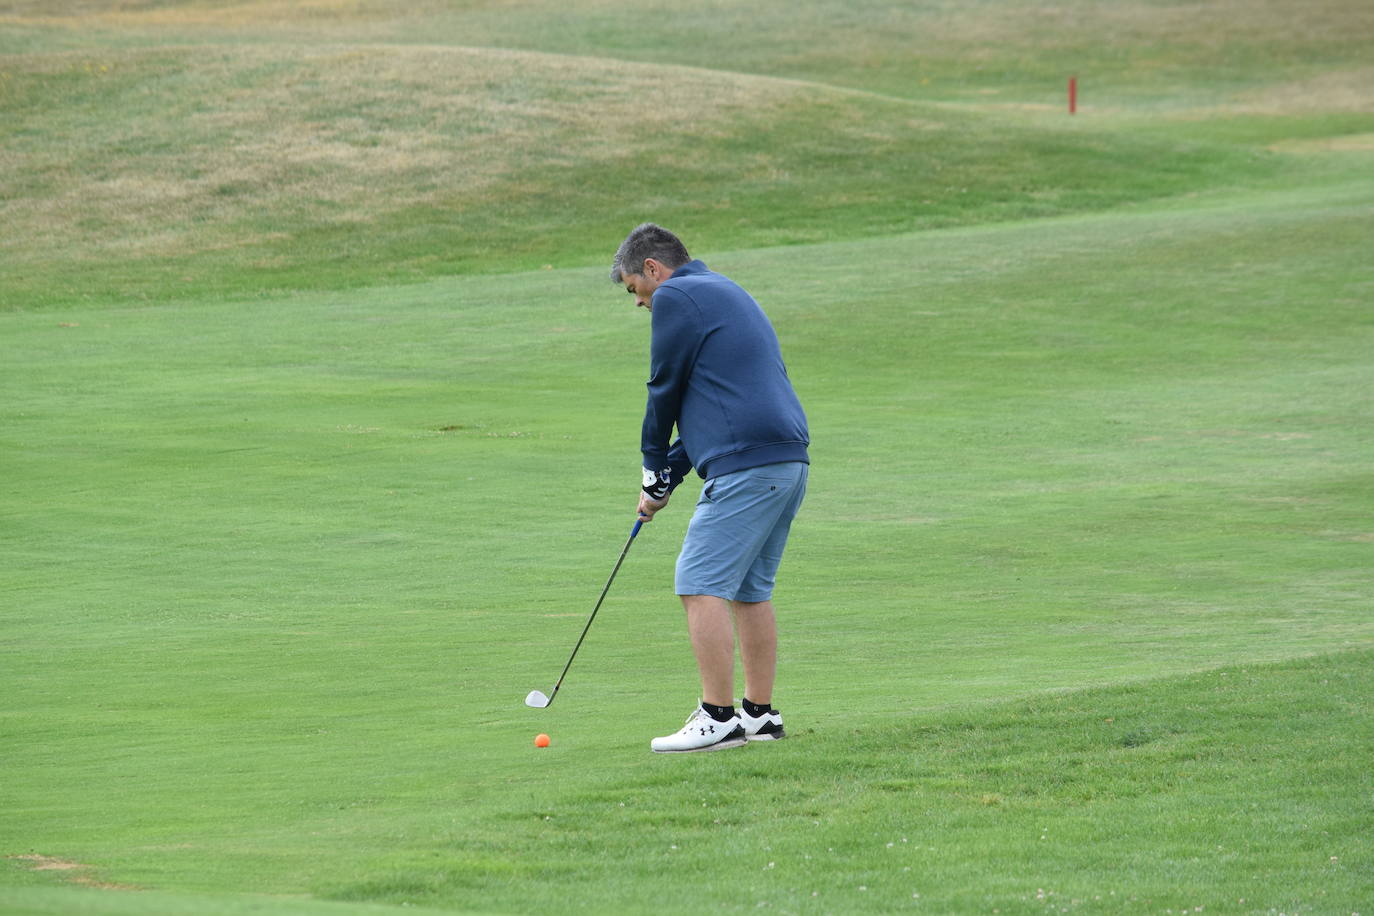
left=639, top=466, right=672, bottom=522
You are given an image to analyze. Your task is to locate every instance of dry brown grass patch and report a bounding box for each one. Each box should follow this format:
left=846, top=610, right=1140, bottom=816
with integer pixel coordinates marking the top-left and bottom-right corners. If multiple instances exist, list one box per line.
left=9, top=854, right=139, bottom=891
left=0, top=43, right=811, bottom=260
left=1238, top=66, right=1374, bottom=116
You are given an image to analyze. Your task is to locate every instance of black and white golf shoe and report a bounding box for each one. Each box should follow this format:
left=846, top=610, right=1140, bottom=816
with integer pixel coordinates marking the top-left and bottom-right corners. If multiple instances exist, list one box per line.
left=651, top=704, right=747, bottom=753
left=740, top=704, right=785, bottom=741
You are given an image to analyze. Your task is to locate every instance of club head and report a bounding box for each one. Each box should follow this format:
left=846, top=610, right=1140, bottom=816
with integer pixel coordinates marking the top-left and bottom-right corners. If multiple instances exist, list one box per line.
left=525, top=689, right=551, bottom=708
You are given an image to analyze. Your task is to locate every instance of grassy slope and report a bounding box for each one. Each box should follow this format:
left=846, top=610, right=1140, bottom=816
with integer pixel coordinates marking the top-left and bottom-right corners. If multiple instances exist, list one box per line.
left=2, top=0, right=1373, bottom=913
left=7, top=0, right=1374, bottom=105
left=0, top=42, right=1282, bottom=308
left=4, top=1, right=1372, bottom=308
left=3, top=187, right=1372, bottom=914
left=8, top=650, right=1371, bottom=915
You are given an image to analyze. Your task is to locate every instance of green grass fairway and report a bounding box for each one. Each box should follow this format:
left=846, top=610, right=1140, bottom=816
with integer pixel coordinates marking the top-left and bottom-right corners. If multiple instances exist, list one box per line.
left=2, top=1, right=1373, bottom=914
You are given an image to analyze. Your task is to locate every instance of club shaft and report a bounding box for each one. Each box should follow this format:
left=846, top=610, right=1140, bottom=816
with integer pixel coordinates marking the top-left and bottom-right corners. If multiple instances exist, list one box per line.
left=547, top=520, right=641, bottom=699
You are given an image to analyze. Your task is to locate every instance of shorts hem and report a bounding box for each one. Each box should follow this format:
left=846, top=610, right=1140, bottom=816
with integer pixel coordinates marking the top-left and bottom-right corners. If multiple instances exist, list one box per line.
left=674, top=588, right=735, bottom=600
left=673, top=589, right=774, bottom=603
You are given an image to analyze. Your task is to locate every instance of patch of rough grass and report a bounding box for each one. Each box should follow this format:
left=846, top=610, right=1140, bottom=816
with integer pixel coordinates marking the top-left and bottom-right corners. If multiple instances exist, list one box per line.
left=10, top=0, right=1374, bottom=58
left=1271, top=132, right=1374, bottom=153
left=1236, top=64, right=1374, bottom=114
left=8, top=0, right=1373, bottom=108
left=0, top=43, right=803, bottom=261
left=3, top=39, right=1283, bottom=308
left=0, top=0, right=396, bottom=26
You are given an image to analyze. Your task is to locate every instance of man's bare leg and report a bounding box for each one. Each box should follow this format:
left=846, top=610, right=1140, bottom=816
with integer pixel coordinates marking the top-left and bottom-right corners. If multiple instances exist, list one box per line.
left=733, top=600, right=776, bottom=706
left=681, top=594, right=734, bottom=707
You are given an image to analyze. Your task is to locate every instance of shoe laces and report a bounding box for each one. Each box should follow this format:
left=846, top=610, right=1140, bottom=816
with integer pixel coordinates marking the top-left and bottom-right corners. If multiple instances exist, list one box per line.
left=680, top=705, right=718, bottom=731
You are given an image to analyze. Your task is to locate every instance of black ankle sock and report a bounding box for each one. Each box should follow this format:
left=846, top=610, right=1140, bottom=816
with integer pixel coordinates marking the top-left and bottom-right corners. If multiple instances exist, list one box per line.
left=701, top=701, right=735, bottom=722
left=742, top=698, right=772, bottom=717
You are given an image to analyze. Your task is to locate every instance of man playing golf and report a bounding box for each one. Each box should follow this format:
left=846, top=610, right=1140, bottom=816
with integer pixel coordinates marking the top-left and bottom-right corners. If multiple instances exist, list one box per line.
left=610, top=224, right=810, bottom=753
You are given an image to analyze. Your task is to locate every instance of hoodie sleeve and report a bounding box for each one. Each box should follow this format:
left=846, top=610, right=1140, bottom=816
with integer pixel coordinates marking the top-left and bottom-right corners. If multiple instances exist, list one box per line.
left=641, top=286, right=702, bottom=482
left=665, top=438, right=693, bottom=490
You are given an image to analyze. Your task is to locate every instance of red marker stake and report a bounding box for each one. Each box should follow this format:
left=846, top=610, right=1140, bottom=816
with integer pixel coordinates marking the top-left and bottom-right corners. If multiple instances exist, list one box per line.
left=1069, top=76, right=1078, bottom=115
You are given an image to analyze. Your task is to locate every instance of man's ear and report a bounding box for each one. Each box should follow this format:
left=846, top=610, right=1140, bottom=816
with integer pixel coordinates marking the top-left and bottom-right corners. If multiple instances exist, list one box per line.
left=643, top=257, right=662, bottom=280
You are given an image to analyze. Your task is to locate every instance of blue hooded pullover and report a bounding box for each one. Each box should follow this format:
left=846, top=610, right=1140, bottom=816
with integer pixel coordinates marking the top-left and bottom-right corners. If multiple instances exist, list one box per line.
left=642, top=260, right=809, bottom=489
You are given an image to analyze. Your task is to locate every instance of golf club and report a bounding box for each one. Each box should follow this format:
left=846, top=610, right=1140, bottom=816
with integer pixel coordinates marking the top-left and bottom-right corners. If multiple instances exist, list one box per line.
left=525, top=518, right=643, bottom=708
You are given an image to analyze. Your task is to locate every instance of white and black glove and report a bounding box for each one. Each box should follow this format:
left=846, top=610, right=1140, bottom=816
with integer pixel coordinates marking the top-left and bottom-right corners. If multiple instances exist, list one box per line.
left=642, top=466, right=672, bottom=502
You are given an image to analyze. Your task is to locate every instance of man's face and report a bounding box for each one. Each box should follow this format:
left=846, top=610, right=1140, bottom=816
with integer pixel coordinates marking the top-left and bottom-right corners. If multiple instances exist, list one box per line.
left=623, top=259, right=670, bottom=311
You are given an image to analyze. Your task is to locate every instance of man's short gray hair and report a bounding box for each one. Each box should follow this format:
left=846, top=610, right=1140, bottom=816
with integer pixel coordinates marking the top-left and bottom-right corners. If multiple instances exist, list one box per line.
left=610, top=223, right=691, bottom=283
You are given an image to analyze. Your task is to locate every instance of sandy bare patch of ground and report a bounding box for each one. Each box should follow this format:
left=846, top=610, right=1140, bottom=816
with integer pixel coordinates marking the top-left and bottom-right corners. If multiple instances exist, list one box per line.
left=9, top=854, right=139, bottom=891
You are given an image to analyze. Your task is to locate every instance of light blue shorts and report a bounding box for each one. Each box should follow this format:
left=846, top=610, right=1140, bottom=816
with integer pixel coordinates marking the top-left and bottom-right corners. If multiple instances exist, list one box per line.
left=675, top=461, right=809, bottom=603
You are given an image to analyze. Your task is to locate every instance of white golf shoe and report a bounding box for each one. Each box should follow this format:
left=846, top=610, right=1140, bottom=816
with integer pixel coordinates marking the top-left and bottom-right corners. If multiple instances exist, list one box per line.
left=740, top=704, right=786, bottom=741
left=651, top=704, right=747, bottom=753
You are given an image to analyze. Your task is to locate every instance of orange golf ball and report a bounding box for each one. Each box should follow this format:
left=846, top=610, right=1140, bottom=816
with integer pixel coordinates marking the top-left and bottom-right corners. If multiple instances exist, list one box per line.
left=534, top=733, right=551, bottom=748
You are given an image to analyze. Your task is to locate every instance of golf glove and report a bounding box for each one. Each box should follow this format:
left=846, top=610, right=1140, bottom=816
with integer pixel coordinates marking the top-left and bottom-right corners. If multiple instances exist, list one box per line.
left=642, top=466, right=672, bottom=501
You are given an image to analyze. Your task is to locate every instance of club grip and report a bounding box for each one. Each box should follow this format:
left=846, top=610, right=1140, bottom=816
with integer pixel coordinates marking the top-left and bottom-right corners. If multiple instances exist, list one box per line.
left=631, top=518, right=643, bottom=538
